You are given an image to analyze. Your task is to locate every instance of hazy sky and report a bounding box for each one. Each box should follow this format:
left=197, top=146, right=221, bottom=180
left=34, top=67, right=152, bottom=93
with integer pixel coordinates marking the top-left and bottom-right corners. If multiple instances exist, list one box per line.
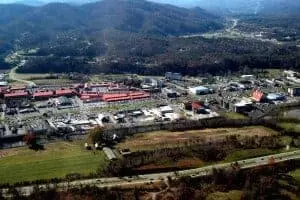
left=0, top=0, right=202, bottom=5
left=0, top=0, right=239, bottom=9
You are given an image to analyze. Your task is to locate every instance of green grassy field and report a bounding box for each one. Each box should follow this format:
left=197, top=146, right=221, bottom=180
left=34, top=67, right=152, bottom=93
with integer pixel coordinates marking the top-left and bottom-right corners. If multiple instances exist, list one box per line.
left=0, top=141, right=108, bottom=184
left=223, top=146, right=298, bottom=163
left=279, top=123, right=300, bottom=133
left=32, top=78, right=75, bottom=85
left=289, top=169, right=300, bottom=184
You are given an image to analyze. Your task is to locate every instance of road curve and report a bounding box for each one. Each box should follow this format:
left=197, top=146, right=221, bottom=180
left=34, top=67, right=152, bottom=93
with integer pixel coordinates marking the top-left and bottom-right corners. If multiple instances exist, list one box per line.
left=8, top=61, right=35, bottom=85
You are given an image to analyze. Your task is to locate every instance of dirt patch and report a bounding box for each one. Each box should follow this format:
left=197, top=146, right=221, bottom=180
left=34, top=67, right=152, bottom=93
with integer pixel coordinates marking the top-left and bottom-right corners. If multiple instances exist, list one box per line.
left=176, top=158, right=203, bottom=169
left=0, top=148, right=22, bottom=158
left=136, top=163, right=172, bottom=171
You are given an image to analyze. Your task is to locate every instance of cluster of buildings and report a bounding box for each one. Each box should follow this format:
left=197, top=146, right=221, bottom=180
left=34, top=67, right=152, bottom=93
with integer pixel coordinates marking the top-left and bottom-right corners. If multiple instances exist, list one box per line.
left=1, top=69, right=300, bottom=149
left=0, top=82, right=151, bottom=108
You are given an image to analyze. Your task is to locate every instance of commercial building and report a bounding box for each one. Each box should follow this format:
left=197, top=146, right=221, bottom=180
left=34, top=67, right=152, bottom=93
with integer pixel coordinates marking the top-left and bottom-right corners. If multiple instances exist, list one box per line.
left=188, top=86, right=210, bottom=95
left=4, top=90, right=30, bottom=107
left=33, top=91, right=54, bottom=101
left=162, top=88, right=178, bottom=98
left=102, top=91, right=150, bottom=102
left=55, top=89, right=75, bottom=97
left=165, top=72, right=182, bottom=81
left=241, top=75, right=254, bottom=80
left=54, top=96, right=73, bottom=107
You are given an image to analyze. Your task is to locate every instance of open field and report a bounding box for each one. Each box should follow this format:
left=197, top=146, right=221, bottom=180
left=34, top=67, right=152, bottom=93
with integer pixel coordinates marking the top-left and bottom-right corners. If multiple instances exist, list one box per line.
left=116, top=126, right=278, bottom=152
left=289, top=169, right=300, bottom=183
left=206, top=190, right=243, bottom=200
left=0, top=141, right=108, bottom=184
left=279, top=123, right=300, bottom=133
left=223, top=147, right=297, bottom=163
left=12, top=73, right=51, bottom=80
left=32, top=78, right=75, bottom=85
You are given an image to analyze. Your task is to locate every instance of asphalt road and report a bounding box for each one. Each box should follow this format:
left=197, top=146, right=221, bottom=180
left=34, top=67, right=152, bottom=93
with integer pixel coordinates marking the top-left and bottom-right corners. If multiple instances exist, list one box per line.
left=2, top=150, right=300, bottom=197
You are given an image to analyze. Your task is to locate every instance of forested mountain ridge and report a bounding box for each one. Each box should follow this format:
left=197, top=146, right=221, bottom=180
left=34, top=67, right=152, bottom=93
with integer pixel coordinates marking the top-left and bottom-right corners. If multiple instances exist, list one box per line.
left=0, top=0, right=223, bottom=40
left=0, top=0, right=299, bottom=75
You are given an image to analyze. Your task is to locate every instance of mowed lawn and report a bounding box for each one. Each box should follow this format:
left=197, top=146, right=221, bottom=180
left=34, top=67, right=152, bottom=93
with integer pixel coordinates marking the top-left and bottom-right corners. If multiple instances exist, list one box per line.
left=0, top=142, right=108, bottom=184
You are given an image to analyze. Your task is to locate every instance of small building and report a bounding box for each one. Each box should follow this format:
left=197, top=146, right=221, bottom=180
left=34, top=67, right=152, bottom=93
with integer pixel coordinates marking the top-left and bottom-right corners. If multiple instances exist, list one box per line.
left=229, top=82, right=245, bottom=90
left=241, top=75, right=254, bottom=80
left=160, top=105, right=173, bottom=114
left=0, top=81, right=8, bottom=87
left=288, top=87, right=300, bottom=97
left=103, top=147, right=117, bottom=160
left=54, top=96, right=73, bottom=107
left=233, top=99, right=253, bottom=113
left=188, top=86, right=210, bottom=95
left=251, top=89, right=264, bottom=102
left=165, top=72, right=182, bottom=81
left=162, top=88, right=178, bottom=98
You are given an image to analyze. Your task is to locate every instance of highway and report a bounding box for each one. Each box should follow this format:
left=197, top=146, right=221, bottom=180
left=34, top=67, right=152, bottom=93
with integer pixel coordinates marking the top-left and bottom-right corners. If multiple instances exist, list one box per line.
left=2, top=150, right=300, bottom=197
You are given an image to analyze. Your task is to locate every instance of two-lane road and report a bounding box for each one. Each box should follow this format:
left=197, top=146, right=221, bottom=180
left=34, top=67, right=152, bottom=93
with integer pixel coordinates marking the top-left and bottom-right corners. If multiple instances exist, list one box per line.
left=2, top=150, right=300, bottom=197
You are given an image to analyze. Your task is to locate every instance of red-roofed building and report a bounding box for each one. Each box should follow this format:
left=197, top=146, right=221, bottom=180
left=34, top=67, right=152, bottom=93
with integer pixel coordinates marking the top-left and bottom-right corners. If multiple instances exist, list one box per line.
left=251, top=89, right=264, bottom=102
left=192, top=102, right=203, bottom=110
left=4, top=91, right=29, bottom=98
left=102, top=91, right=150, bottom=102
left=4, top=90, right=30, bottom=106
left=33, top=91, right=54, bottom=101
left=80, top=93, right=103, bottom=103
left=0, top=87, right=9, bottom=95
left=55, top=89, right=75, bottom=97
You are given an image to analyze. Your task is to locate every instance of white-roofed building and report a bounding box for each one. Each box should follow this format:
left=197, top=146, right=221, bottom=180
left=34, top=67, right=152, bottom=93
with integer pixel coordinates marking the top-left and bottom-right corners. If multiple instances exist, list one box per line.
left=188, top=86, right=210, bottom=95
